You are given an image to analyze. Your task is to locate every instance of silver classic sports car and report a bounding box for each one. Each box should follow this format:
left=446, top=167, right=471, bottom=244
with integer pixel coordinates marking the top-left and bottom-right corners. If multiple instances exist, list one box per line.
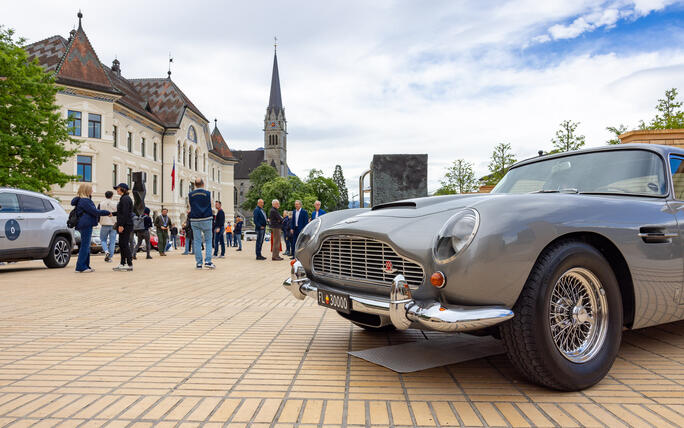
left=283, top=144, right=684, bottom=390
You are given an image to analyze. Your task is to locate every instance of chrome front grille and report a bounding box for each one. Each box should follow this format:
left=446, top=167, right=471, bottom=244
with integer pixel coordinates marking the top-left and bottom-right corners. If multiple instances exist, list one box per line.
left=312, top=236, right=425, bottom=288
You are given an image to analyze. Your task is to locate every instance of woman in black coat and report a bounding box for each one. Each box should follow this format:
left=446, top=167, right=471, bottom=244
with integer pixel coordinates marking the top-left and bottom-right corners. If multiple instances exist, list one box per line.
left=113, top=183, right=134, bottom=271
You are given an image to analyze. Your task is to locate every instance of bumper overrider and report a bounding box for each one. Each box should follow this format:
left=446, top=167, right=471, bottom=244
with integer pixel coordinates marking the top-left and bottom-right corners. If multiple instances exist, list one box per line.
left=283, top=261, right=514, bottom=332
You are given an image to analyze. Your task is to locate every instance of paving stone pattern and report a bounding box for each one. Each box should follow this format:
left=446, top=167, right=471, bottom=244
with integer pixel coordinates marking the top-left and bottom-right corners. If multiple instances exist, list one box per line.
left=0, top=242, right=683, bottom=427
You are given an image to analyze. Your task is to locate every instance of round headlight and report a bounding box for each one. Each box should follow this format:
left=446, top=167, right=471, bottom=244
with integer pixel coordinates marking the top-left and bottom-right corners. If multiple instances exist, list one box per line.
left=433, top=208, right=479, bottom=264
left=295, top=217, right=322, bottom=253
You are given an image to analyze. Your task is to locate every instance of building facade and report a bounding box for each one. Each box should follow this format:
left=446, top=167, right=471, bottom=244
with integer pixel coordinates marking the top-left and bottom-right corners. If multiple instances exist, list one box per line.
left=24, top=13, right=236, bottom=225
left=233, top=49, right=291, bottom=217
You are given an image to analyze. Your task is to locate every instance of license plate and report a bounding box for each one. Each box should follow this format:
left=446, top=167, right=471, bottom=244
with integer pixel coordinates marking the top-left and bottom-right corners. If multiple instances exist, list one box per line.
left=318, top=289, right=351, bottom=314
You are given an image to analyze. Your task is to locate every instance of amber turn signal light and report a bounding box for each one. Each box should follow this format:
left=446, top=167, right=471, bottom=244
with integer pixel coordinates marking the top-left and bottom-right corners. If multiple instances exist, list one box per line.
left=430, top=271, right=446, bottom=288
left=290, top=259, right=297, bottom=267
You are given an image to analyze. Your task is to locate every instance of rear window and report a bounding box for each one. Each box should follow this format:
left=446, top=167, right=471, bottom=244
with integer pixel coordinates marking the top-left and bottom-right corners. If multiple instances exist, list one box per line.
left=0, top=193, right=20, bottom=213
left=19, top=194, right=49, bottom=213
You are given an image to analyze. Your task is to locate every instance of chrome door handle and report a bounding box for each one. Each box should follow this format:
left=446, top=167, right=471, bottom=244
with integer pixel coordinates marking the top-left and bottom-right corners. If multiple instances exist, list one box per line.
left=47, top=216, right=55, bottom=220
left=15, top=215, right=24, bottom=220
left=637, top=232, right=679, bottom=238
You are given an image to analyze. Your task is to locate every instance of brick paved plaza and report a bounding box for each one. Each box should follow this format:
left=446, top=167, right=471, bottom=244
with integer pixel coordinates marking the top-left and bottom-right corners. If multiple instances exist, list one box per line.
left=0, top=242, right=683, bottom=427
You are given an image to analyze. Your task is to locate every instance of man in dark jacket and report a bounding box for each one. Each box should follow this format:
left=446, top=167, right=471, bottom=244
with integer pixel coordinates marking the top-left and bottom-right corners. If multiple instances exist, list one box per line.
left=282, top=212, right=292, bottom=256
left=154, top=207, right=172, bottom=256
left=233, top=216, right=243, bottom=251
left=253, top=199, right=267, bottom=260
left=134, top=207, right=153, bottom=259
left=188, top=178, right=215, bottom=269
left=269, top=199, right=283, bottom=261
left=290, top=200, right=309, bottom=259
left=113, top=183, right=134, bottom=271
left=213, top=201, right=226, bottom=258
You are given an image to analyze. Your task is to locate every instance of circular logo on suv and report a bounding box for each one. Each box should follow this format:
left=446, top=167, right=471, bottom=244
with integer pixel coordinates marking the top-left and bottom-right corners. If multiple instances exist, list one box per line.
left=5, top=219, right=20, bottom=241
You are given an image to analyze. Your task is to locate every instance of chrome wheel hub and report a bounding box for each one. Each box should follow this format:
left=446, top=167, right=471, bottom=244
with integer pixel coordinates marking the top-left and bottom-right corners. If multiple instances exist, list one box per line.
left=55, top=241, right=69, bottom=265
left=549, top=267, right=608, bottom=363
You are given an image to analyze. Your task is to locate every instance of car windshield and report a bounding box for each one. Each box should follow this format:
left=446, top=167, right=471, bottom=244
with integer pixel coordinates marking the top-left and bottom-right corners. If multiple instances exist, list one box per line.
left=491, top=149, right=667, bottom=197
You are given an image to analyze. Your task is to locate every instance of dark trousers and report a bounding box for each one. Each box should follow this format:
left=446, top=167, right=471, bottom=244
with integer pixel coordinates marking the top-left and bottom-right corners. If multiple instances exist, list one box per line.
left=158, top=230, right=169, bottom=254
left=214, top=231, right=225, bottom=256
left=75, top=227, right=92, bottom=271
left=184, top=231, right=193, bottom=253
left=255, top=228, right=265, bottom=258
left=226, top=232, right=233, bottom=247
left=285, top=231, right=292, bottom=255
left=135, top=230, right=151, bottom=256
left=119, top=225, right=133, bottom=266
left=292, top=230, right=301, bottom=255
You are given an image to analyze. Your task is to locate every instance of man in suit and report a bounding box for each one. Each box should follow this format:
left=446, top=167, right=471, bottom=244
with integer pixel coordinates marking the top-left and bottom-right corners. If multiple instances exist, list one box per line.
left=213, top=201, right=226, bottom=258
left=290, top=199, right=309, bottom=259
left=310, top=200, right=326, bottom=221
left=253, top=199, right=268, bottom=260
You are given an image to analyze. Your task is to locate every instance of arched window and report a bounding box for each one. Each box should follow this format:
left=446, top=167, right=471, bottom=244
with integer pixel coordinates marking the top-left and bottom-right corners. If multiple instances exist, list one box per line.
left=234, top=187, right=238, bottom=204
left=188, top=150, right=192, bottom=170
left=187, top=125, right=197, bottom=143
left=218, top=169, right=221, bottom=183
left=194, top=149, right=198, bottom=170
left=182, top=145, right=186, bottom=166
left=275, top=135, right=278, bottom=145
left=203, top=154, right=206, bottom=172
left=177, top=141, right=181, bottom=158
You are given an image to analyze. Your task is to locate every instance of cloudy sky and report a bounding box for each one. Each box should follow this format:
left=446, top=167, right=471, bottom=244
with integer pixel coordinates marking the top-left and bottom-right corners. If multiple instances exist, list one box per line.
left=5, top=1, right=684, bottom=197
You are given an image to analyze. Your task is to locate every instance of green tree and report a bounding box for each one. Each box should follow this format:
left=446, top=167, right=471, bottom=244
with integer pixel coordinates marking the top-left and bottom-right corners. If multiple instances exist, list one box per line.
left=486, top=142, right=516, bottom=185
left=332, top=164, right=349, bottom=210
left=551, top=120, right=585, bottom=153
left=437, top=159, right=477, bottom=194
left=306, top=175, right=339, bottom=212
left=0, top=26, right=76, bottom=192
left=242, top=163, right=278, bottom=210
left=606, top=124, right=628, bottom=145
left=649, top=88, right=684, bottom=129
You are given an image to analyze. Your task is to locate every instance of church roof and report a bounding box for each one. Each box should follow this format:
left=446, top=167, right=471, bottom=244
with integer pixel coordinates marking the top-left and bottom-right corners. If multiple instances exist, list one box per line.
left=232, top=150, right=265, bottom=179
left=210, top=122, right=236, bottom=161
left=267, top=52, right=283, bottom=116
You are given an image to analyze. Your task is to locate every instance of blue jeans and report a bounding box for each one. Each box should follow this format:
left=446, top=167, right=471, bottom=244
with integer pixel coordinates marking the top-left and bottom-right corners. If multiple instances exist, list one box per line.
left=76, top=227, right=92, bottom=271
left=100, top=225, right=116, bottom=255
left=191, top=219, right=213, bottom=265
left=255, top=228, right=265, bottom=257
left=214, top=231, right=225, bottom=256
left=235, top=233, right=242, bottom=250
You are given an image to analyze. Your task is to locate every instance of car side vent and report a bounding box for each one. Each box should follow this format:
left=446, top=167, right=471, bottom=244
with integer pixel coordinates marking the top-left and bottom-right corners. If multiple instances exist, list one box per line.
left=638, top=226, right=678, bottom=243
left=371, top=201, right=417, bottom=211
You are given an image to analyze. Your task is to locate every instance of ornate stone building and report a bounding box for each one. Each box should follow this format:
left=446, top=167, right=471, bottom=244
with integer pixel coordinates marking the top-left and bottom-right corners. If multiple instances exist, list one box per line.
left=232, top=49, right=292, bottom=216
left=24, top=13, right=237, bottom=224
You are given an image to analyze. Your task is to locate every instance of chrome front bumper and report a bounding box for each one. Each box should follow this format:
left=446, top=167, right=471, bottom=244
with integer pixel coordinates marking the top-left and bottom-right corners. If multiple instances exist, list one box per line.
left=283, top=261, right=514, bottom=333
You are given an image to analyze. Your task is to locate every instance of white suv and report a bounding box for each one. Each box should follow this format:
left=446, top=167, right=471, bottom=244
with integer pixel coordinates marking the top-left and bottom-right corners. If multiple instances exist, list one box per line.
left=0, top=188, right=74, bottom=268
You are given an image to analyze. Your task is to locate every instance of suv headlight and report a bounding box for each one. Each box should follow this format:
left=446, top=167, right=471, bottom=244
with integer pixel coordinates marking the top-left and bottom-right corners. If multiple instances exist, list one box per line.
left=295, top=217, right=322, bottom=253
left=433, top=208, right=479, bottom=264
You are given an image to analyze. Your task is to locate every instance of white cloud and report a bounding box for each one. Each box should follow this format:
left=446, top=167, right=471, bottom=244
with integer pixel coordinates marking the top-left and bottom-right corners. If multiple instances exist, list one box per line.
left=4, top=0, right=684, bottom=195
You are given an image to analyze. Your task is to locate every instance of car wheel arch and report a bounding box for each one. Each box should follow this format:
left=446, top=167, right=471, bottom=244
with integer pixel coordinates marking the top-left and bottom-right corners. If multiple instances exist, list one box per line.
left=47, top=230, right=73, bottom=255
left=523, top=231, right=635, bottom=329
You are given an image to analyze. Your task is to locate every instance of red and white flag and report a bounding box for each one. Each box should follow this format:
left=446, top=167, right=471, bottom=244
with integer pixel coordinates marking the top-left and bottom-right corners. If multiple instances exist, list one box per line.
left=171, top=159, right=176, bottom=191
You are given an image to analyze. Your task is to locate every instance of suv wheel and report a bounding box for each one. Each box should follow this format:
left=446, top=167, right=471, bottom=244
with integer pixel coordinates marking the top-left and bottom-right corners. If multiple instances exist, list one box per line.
left=43, top=236, right=71, bottom=268
left=499, top=240, right=622, bottom=391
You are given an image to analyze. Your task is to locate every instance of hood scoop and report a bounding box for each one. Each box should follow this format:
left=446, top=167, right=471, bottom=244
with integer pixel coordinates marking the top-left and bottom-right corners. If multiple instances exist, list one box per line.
left=372, top=201, right=417, bottom=211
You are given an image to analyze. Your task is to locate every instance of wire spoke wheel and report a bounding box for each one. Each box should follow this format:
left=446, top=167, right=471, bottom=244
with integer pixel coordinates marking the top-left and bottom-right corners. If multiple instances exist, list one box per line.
left=549, top=267, right=608, bottom=363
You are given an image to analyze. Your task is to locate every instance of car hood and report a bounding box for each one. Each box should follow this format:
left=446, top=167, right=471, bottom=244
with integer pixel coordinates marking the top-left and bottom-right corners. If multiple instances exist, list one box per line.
left=355, top=194, right=490, bottom=219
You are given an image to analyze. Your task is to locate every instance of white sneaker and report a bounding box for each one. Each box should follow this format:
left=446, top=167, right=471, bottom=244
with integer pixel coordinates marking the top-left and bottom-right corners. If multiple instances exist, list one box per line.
left=113, top=265, right=127, bottom=271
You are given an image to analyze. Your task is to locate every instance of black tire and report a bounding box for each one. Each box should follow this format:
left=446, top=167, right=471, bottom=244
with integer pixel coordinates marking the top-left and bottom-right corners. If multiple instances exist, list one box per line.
left=43, top=236, right=72, bottom=268
left=499, top=240, right=623, bottom=391
left=351, top=321, right=396, bottom=332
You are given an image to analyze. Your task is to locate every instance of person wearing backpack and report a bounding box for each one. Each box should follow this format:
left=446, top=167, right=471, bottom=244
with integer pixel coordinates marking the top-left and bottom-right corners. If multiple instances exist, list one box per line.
left=113, top=183, right=134, bottom=271
left=70, top=183, right=111, bottom=273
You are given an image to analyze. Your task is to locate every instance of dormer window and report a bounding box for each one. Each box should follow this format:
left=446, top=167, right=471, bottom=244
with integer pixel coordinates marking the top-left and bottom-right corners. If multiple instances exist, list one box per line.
left=188, top=125, right=197, bottom=143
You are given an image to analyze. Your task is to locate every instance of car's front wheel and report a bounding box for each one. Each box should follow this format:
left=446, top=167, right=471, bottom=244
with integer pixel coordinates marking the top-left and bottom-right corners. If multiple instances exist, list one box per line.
left=43, top=236, right=72, bottom=268
left=499, top=240, right=623, bottom=391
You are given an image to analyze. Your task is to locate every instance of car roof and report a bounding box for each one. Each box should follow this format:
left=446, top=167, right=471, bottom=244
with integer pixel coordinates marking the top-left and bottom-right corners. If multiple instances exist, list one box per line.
left=512, top=143, right=684, bottom=169
left=0, top=187, right=59, bottom=203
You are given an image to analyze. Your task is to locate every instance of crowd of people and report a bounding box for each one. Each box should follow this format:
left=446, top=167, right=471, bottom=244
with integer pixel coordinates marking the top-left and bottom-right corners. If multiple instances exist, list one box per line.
left=68, top=178, right=323, bottom=273
left=252, top=198, right=326, bottom=261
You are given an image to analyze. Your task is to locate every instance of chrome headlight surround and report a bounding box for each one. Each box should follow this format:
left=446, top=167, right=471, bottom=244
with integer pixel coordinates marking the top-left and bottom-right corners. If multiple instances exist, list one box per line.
left=433, top=208, right=480, bottom=264
left=295, top=217, right=322, bottom=253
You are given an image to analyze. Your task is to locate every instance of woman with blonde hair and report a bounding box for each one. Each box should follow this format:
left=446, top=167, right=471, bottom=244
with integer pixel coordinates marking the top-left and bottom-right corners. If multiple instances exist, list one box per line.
left=70, top=183, right=111, bottom=272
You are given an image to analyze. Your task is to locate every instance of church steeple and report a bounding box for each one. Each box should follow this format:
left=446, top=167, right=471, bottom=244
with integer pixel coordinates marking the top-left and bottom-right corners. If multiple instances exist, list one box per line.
left=264, top=40, right=288, bottom=177
left=267, top=49, right=283, bottom=117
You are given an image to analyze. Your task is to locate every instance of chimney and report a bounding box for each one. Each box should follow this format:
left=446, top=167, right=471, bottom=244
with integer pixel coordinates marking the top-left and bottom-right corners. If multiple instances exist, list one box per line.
left=112, top=58, right=121, bottom=76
